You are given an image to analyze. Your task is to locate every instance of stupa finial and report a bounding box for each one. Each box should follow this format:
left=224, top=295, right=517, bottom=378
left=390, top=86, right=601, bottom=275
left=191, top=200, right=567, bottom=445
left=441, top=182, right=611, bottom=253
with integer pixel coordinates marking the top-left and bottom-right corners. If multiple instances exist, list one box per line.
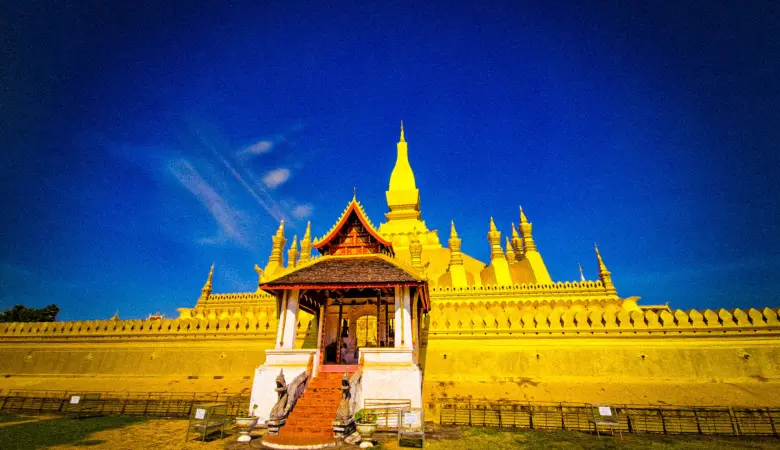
left=400, top=120, right=405, bottom=142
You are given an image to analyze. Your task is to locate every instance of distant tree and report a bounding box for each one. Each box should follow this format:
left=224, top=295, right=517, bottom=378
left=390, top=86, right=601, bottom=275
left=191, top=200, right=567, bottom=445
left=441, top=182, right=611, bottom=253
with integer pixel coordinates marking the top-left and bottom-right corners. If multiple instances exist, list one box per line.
left=0, top=304, right=60, bottom=322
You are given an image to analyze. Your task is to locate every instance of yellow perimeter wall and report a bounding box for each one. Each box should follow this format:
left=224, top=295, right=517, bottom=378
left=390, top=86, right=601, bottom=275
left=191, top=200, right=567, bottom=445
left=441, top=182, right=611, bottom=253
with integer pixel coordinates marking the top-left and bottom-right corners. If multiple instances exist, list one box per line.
left=2, top=301, right=780, bottom=419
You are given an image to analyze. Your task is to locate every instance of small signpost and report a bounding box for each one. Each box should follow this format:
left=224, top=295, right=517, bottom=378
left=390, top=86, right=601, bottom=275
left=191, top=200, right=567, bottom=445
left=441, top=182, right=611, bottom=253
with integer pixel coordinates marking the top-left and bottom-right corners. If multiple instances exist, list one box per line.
left=397, top=407, right=424, bottom=448
left=591, top=405, right=621, bottom=437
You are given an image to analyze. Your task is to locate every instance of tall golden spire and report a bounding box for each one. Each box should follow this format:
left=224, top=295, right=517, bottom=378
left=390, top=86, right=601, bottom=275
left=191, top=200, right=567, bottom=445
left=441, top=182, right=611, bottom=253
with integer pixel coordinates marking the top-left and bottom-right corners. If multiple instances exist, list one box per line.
left=595, top=244, right=616, bottom=294
left=379, top=122, right=440, bottom=248
left=488, top=217, right=505, bottom=260
left=505, top=236, right=517, bottom=263
left=299, top=221, right=312, bottom=264
left=287, top=235, right=298, bottom=268
left=389, top=121, right=416, bottom=191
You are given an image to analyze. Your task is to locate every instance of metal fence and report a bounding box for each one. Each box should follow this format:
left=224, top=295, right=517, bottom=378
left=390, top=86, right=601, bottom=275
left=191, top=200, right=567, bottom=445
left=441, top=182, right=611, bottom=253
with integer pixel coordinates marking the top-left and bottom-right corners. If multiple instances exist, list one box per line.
left=0, top=389, right=250, bottom=418
left=439, top=400, right=780, bottom=437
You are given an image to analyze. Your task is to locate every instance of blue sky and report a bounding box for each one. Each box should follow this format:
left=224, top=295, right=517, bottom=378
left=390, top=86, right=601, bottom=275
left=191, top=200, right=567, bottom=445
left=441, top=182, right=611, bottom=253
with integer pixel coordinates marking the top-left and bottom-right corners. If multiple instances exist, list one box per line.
left=1, top=1, right=778, bottom=321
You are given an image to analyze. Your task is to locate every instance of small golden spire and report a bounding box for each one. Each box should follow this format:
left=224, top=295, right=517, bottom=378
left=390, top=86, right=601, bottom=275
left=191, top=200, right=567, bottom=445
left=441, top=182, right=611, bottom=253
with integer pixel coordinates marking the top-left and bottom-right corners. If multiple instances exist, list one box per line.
left=204, top=264, right=214, bottom=289
left=268, top=220, right=287, bottom=267
left=487, top=218, right=503, bottom=260
left=353, top=186, right=357, bottom=200
left=595, top=243, right=607, bottom=271
left=110, top=310, right=120, bottom=321
left=201, top=264, right=214, bottom=298
left=511, top=222, right=523, bottom=255
left=287, top=235, right=299, bottom=268
left=303, top=221, right=311, bottom=240
left=519, top=207, right=536, bottom=252
left=594, top=243, right=616, bottom=294
left=399, top=120, right=405, bottom=142
left=578, top=262, right=585, bottom=282
left=448, top=220, right=463, bottom=267
left=505, top=236, right=517, bottom=263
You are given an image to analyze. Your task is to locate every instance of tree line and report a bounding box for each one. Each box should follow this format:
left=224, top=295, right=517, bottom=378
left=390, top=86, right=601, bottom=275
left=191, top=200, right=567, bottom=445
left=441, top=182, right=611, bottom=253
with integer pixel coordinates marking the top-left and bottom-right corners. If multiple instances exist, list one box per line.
left=0, top=304, right=60, bottom=322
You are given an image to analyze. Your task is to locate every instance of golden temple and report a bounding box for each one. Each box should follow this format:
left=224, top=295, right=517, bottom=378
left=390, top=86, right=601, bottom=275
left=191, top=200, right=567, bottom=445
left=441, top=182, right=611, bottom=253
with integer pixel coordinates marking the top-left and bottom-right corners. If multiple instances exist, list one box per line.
left=1, top=124, right=779, bottom=422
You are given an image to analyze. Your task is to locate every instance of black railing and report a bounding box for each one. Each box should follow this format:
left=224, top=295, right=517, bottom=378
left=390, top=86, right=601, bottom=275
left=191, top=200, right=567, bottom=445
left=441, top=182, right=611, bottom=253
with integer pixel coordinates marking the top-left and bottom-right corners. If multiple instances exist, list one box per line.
left=438, top=400, right=780, bottom=437
left=0, top=389, right=250, bottom=418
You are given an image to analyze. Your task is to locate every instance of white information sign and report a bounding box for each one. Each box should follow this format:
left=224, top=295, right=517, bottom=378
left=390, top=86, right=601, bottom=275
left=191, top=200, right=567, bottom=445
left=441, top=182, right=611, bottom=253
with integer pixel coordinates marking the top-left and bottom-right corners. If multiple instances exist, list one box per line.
left=69, top=396, right=80, bottom=404
left=194, top=408, right=206, bottom=420
left=598, top=406, right=612, bottom=416
left=403, top=412, right=420, bottom=426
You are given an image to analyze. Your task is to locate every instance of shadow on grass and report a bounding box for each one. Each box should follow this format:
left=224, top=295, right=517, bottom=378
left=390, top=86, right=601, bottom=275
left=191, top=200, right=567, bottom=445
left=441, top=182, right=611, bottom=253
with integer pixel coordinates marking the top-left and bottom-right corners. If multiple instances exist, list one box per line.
left=0, top=415, right=147, bottom=450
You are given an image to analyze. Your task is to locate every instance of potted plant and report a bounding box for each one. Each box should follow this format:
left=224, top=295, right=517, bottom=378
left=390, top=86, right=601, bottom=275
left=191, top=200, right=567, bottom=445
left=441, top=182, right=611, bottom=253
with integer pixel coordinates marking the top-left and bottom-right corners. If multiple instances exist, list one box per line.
left=235, top=404, right=259, bottom=442
left=354, top=409, right=377, bottom=445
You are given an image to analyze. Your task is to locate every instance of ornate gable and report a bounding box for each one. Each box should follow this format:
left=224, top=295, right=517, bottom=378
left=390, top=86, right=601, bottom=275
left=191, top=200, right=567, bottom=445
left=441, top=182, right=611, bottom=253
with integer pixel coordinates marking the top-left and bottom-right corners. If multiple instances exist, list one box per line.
left=313, top=197, right=393, bottom=256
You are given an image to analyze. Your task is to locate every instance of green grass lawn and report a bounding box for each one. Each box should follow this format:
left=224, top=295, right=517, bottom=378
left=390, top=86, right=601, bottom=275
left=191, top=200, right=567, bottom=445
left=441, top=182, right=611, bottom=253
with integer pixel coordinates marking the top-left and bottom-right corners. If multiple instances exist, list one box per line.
left=1, top=412, right=779, bottom=449
left=375, top=426, right=780, bottom=449
left=0, top=412, right=147, bottom=449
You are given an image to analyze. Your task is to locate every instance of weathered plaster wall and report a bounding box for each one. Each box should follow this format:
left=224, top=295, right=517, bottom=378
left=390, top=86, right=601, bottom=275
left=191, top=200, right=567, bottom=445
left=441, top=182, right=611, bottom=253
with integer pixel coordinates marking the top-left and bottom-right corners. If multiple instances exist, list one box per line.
left=1, top=294, right=779, bottom=424
left=418, top=300, right=780, bottom=419
left=0, top=307, right=317, bottom=394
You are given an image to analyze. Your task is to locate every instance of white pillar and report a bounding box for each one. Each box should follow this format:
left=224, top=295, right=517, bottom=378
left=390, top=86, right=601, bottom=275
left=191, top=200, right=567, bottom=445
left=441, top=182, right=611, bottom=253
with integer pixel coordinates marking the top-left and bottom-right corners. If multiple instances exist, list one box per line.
left=275, top=291, right=287, bottom=349
left=412, top=290, right=419, bottom=355
left=394, top=286, right=414, bottom=349
left=280, top=289, right=299, bottom=349
left=394, top=286, right=402, bottom=348
left=314, top=304, right=324, bottom=377
left=402, top=287, right=413, bottom=349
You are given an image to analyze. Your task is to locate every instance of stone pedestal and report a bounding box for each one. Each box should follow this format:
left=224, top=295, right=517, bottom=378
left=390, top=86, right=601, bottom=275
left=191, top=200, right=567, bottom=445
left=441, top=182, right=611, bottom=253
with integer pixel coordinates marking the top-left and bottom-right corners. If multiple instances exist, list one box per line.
left=265, top=417, right=286, bottom=436
left=333, top=417, right=355, bottom=439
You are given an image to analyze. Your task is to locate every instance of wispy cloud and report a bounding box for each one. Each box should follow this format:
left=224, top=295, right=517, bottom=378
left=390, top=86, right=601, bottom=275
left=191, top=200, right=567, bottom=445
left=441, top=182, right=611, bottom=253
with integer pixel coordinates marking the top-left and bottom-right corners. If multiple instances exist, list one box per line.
left=168, top=158, right=249, bottom=248
left=292, top=203, right=313, bottom=220
left=240, top=140, right=274, bottom=155
left=262, top=168, right=291, bottom=189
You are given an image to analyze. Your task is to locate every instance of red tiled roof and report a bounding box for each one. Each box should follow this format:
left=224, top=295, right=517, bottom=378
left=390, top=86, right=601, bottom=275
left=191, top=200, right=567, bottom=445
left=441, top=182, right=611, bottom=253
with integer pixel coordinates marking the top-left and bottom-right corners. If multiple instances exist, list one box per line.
left=260, top=256, right=422, bottom=288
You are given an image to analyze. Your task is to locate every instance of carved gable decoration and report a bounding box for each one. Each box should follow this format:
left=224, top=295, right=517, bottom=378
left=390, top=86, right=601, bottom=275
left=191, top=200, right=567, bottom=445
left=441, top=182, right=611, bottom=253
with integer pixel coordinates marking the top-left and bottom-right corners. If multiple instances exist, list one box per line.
left=314, top=199, right=393, bottom=256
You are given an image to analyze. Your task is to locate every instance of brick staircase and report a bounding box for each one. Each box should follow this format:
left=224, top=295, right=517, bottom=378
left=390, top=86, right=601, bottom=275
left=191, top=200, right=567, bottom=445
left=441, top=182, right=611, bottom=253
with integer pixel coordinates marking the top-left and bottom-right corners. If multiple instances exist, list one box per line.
left=263, top=368, right=355, bottom=448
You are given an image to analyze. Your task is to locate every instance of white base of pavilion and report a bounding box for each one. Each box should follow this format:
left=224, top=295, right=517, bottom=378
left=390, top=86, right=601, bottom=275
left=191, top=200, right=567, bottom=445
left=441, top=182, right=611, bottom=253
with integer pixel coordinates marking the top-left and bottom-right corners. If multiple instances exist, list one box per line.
left=249, top=349, right=317, bottom=423
left=358, top=348, right=422, bottom=409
